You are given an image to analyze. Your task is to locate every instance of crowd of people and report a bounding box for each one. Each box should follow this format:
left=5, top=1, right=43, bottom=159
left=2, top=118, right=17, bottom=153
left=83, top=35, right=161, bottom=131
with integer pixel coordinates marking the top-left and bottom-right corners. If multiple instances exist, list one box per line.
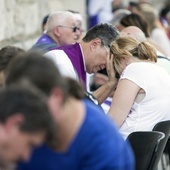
left=0, top=0, right=170, bottom=169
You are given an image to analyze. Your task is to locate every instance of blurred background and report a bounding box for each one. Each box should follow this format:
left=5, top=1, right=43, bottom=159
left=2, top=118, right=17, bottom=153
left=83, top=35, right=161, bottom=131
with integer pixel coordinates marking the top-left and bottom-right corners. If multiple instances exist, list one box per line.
left=0, top=0, right=169, bottom=50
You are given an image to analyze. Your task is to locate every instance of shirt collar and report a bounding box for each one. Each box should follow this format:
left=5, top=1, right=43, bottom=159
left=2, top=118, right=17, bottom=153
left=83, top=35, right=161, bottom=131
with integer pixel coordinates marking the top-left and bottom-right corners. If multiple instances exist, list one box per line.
left=79, top=43, right=86, bottom=71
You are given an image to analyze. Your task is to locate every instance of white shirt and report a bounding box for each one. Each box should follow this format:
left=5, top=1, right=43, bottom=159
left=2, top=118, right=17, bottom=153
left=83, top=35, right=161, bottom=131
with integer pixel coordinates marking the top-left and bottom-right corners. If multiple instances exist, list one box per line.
left=151, top=28, right=170, bottom=57
left=119, top=62, right=170, bottom=139
left=44, top=50, right=78, bottom=80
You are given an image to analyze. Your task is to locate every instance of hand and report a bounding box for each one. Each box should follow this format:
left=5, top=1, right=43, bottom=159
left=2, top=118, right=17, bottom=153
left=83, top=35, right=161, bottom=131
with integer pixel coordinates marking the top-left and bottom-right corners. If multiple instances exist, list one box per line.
left=106, top=53, right=116, bottom=81
left=106, top=53, right=119, bottom=90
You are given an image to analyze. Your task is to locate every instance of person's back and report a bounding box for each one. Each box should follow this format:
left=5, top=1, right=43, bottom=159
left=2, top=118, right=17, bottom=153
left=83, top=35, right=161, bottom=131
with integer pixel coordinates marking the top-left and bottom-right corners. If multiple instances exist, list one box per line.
left=6, top=53, right=134, bottom=170
left=119, top=62, right=170, bottom=138
left=17, top=99, right=134, bottom=170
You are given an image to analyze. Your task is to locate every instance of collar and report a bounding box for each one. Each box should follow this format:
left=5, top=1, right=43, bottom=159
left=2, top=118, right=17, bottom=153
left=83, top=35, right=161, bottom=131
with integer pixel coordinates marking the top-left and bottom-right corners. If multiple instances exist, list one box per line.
left=79, top=43, right=86, bottom=72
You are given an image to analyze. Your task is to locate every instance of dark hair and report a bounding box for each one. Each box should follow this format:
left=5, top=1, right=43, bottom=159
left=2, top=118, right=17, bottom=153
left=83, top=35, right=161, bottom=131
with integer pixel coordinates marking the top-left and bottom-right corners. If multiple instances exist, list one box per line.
left=5, top=51, right=84, bottom=100
left=82, top=23, right=120, bottom=46
left=42, top=14, right=49, bottom=31
left=120, top=13, right=150, bottom=37
left=160, top=7, right=170, bottom=18
left=129, top=1, right=140, bottom=8
left=0, top=46, right=25, bottom=72
left=0, top=86, right=53, bottom=136
left=67, top=10, right=80, bottom=14
left=65, top=77, right=85, bottom=99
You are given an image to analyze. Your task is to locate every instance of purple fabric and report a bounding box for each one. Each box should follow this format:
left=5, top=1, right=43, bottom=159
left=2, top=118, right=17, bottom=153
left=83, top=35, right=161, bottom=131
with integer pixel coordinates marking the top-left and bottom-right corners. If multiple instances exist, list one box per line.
left=52, top=43, right=86, bottom=89
left=32, top=34, right=58, bottom=52
left=104, top=99, right=112, bottom=106
left=35, top=34, right=55, bottom=44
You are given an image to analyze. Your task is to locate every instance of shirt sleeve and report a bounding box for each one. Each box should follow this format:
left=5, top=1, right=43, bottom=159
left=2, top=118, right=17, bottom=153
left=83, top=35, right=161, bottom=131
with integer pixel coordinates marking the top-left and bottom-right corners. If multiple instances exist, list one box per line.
left=120, top=63, right=145, bottom=90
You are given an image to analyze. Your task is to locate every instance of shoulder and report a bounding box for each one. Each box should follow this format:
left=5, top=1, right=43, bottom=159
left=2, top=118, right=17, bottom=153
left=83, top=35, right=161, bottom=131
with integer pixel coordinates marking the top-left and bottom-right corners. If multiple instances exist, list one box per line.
left=44, top=50, right=72, bottom=65
left=82, top=99, right=123, bottom=141
left=78, top=100, right=134, bottom=169
left=45, top=50, right=68, bottom=59
left=122, top=62, right=156, bottom=75
left=56, top=43, right=80, bottom=51
left=121, top=63, right=144, bottom=77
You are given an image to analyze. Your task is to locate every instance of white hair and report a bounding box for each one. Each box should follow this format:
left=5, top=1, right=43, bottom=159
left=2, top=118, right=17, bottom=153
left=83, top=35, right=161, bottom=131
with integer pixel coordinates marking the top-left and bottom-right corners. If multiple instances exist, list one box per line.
left=46, top=11, right=75, bottom=32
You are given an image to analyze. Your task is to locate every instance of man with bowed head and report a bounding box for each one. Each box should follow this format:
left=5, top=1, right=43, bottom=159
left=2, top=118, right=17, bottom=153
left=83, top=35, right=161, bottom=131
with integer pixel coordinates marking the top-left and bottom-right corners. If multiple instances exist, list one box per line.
left=0, top=86, right=53, bottom=169
left=5, top=52, right=134, bottom=170
left=45, top=23, right=119, bottom=104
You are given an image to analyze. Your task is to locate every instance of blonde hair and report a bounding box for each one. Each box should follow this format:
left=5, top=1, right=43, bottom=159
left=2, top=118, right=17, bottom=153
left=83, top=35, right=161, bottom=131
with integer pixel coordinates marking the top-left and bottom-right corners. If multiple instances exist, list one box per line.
left=110, top=36, right=157, bottom=75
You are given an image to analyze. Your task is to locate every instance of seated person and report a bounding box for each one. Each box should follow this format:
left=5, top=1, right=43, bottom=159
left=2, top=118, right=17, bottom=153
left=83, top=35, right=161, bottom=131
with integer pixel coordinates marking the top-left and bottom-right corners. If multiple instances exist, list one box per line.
left=0, top=86, right=53, bottom=169
left=5, top=52, right=134, bottom=170
left=108, top=36, right=170, bottom=139
left=0, top=46, right=25, bottom=88
left=32, top=11, right=80, bottom=52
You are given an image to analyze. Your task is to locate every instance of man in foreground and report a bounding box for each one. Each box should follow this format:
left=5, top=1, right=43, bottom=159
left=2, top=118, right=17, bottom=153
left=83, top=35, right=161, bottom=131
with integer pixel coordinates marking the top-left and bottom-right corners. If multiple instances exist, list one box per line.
left=0, top=86, right=53, bottom=168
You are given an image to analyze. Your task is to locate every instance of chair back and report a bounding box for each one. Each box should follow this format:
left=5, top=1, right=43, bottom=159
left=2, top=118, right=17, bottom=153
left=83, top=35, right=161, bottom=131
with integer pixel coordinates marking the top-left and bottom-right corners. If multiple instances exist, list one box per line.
left=126, top=131, right=164, bottom=170
left=152, top=120, right=170, bottom=169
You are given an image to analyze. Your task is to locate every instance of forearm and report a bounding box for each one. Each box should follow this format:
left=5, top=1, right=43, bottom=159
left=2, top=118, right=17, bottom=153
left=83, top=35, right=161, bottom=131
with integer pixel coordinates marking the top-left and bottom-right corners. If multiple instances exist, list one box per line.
left=92, top=80, right=117, bottom=104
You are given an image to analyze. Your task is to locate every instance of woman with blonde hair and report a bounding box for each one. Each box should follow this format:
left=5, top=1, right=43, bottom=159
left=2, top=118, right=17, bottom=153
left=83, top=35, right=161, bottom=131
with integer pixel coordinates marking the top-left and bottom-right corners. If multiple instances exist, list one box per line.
left=108, top=36, right=170, bottom=139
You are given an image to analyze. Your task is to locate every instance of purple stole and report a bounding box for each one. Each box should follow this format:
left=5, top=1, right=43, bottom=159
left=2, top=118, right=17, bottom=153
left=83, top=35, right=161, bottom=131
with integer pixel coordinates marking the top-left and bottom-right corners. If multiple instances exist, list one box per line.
left=52, top=43, right=86, bottom=89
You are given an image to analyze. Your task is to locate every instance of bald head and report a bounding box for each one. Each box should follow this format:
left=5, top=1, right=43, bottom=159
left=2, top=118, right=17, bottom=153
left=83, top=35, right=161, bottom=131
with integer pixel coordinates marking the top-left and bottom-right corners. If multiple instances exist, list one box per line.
left=121, top=26, right=146, bottom=42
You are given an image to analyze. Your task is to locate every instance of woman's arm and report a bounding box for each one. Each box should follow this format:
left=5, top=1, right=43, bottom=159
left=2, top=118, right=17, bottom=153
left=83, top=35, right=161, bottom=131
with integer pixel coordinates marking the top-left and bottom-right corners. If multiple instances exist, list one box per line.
left=108, top=79, right=140, bottom=127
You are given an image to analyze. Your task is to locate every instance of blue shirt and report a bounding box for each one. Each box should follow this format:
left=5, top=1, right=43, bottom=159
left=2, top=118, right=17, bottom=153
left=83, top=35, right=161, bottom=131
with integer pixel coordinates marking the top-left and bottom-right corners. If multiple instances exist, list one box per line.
left=17, top=99, right=134, bottom=170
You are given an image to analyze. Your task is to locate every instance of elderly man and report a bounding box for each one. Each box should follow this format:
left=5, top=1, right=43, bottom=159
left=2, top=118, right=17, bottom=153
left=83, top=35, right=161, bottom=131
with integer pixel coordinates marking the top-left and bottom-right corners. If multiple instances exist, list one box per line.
left=45, top=23, right=120, bottom=103
left=32, top=11, right=80, bottom=52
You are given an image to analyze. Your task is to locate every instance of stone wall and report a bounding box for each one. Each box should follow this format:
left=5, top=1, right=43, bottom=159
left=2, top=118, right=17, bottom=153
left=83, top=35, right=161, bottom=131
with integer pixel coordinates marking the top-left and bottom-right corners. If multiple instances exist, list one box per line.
left=0, top=0, right=168, bottom=50
left=0, top=0, right=86, bottom=50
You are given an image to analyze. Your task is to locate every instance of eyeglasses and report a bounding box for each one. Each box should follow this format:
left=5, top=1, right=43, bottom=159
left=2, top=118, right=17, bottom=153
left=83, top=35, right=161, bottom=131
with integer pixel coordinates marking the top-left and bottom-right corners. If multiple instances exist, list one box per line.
left=56, top=25, right=80, bottom=32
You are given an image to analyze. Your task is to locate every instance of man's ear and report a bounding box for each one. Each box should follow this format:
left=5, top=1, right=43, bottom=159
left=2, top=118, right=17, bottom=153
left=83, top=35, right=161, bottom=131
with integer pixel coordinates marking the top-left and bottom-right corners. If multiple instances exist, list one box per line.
left=90, top=38, right=102, bottom=50
left=4, top=114, right=24, bottom=132
left=50, top=87, right=64, bottom=104
left=47, top=87, right=64, bottom=118
left=53, top=27, right=60, bottom=37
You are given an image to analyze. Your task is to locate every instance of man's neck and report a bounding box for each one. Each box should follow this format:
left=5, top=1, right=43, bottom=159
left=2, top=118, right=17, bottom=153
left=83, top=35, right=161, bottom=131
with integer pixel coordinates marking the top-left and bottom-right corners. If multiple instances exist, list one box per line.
left=54, top=98, right=85, bottom=152
left=46, top=32, right=59, bottom=45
